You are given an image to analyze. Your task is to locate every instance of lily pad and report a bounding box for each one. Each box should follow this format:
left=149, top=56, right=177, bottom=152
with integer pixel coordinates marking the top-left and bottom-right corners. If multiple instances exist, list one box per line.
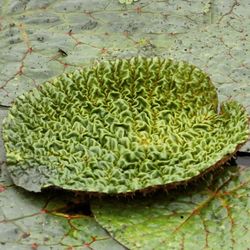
left=0, top=109, right=125, bottom=250
left=1, top=0, right=250, bottom=111
left=92, top=163, right=250, bottom=250
left=0, top=161, right=126, bottom=250
left=0, top=0, right=250, bottom=249
left=1, top=0, right=249, bottom=149
left=2, top=57, right=249, bottom=194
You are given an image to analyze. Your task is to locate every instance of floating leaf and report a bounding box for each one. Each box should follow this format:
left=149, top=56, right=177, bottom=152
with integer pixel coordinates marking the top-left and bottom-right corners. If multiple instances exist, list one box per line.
left=0, top=106, right=125, bottom=250
left=2, top=57, right=249, bottom=194
left=1, top=0, right=249, bottom=150
left=0, top=164, right=126, bottom=250
left=0, top=0, right=250, bottom=249
left=92, top=164, right=250, bottom=250
left=0, top=0, right=249, bottom=111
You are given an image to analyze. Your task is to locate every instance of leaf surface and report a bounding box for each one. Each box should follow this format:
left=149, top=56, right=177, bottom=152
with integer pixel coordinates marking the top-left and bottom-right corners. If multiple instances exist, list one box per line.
left=0, top=109, right=125, bottom=250
left=92, top=164, right=250, bottom=250
left=1, top=0, right=249, bottom=150
left=0, top=0, right=249, bottom=248
left=0, top=164, right=125, bottom=250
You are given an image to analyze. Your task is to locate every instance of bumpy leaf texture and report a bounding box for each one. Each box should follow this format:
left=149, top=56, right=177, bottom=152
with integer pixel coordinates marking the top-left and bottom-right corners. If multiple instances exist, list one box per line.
left=0, top=0, right=250, bottom=149
left=2, top=57, right=249, bottom=194
left=92, top=164, right=250, bottom=250
left=0, top=0, right=249, bottom=249
left=0, top=111, right=125, bottom=249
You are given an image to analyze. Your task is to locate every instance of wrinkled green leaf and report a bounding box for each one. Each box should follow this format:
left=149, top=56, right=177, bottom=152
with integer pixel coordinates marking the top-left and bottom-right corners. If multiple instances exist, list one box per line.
left=92, top=164, right=250, bottom=250
left=0, top=0, right=249, bottom=107
left=0, top=0, right=249, bottom=249
left=0, top=108, right=125, bottom=250
left=2, top=57, right=249, bottom=194
left=0, top=164, right=125, bottom=250
left=0, top=0, right=249, bottom=150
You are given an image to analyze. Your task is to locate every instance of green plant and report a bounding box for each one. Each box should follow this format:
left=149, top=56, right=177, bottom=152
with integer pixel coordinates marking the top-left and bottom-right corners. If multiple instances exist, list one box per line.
left=119, top=0, right=139, bottom=5
left=0, top=0, right=250, bottom=249
left=92, top=165, right=250, bottom=250
left=2, top=57, right=249, bottom=194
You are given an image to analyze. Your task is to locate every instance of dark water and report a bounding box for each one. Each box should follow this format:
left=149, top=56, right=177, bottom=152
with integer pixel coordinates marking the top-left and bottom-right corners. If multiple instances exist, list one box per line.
left=236, top=153, right=250, bottom=166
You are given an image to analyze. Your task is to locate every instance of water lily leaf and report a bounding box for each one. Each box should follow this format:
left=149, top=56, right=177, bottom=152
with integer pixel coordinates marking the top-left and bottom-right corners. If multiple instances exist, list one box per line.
left=0, top=0, right=249, bottom=249
left=92, top=164, right=250, bottom=250
left=0, top=109, right=125, bottom=250
left=0, top=178, right=125, bottom=249
left=1, top=0, right=249, bottom=148
left=0, top=0, right=249, bottom=109
left=2, top=57, right=249, bottom=194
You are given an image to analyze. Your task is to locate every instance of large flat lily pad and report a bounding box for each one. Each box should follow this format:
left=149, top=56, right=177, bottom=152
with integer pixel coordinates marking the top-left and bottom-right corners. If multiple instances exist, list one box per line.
left=92, top=163, right=250, bottom=250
